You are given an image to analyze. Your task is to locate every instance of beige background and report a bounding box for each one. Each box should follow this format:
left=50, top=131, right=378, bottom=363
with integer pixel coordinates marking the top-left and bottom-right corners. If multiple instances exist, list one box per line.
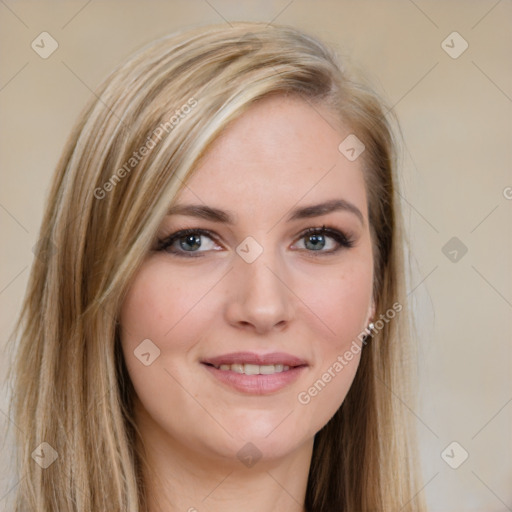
left=1, top=1, right=511, bottom=511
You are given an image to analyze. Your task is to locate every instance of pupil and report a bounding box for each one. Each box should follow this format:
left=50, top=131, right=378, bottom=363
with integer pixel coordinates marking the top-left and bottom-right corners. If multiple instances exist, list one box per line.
left=181, top=234, right=201, bottom=251
left=306, top=234, right=325, bottom=250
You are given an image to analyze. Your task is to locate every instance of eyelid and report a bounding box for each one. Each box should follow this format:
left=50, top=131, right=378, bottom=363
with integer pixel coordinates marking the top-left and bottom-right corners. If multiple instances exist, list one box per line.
left=156, top=225, right=355, bottom=256
left=156, top=228, right=222, bottom=254
left=291, top=225, right=355, bottom=252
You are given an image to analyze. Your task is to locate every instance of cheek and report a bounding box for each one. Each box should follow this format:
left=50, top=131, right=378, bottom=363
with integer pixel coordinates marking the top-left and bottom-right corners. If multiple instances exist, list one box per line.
left=292, top=250, right=372, bottom=424
left=119, top=259, right=216, bottom=348
left=118, top=260, right=224, bottom=444
left=297, top=253, right=373, bottom=346
left=117, top=260, right=212, bottom=411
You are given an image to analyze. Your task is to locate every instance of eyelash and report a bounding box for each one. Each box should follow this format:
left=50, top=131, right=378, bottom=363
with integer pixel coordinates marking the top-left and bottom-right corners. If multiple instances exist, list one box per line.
left=155, top=225, right=355, bottom=258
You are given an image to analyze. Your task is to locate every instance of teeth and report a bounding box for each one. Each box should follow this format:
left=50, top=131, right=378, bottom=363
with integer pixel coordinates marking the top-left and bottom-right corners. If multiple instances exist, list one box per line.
left=213, top=363, right=292, bottom=374
left=244, top=364, right=259, bottom=375
left=260, top=364, right=278, bottom=374
left=231, top=363, right=244, bottom=374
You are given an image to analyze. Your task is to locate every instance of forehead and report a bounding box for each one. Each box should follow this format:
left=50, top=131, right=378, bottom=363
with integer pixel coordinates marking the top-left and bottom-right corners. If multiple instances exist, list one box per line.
left=177, top=95, right=368, bottom=222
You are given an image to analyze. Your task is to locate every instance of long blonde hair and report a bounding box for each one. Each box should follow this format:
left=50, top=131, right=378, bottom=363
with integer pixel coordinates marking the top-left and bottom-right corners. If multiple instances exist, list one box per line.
left=7, top=21, right=425, bottom=511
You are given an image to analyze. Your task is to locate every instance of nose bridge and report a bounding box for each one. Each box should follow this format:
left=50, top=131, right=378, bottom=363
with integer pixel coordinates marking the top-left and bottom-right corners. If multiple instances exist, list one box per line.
left=224, top=239, right=293, bottom=332
left=242, top=247, right=282, bottom=296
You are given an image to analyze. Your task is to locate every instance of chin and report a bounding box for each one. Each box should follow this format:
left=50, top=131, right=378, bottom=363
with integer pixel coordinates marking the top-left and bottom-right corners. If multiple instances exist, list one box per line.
left=221, top=416, right=310, bottom=462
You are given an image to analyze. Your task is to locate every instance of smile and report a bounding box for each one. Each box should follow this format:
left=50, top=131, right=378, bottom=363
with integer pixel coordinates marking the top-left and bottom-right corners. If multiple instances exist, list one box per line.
left=209, top=363, right=291, bottom=374
left=200, top=351, right=308, bottom=395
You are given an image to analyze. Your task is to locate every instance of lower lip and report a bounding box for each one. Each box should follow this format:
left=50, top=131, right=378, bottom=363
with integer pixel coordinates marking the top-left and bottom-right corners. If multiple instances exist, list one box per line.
left=202, top=364, right=307, bottom=395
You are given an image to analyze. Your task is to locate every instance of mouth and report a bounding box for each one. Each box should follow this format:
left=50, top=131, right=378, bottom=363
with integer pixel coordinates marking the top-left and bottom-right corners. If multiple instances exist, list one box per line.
left=200, top=351, right=308, bottom=395
left=204, top=362, right=294, bottom=375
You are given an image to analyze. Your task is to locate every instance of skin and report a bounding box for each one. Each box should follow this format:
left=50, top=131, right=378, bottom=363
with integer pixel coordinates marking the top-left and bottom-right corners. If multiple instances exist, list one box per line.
left=119, top=94, right=375, bottom=512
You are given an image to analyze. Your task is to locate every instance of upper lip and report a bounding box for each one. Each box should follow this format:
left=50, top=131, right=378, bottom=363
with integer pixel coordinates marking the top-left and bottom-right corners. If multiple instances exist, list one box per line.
left=202, top=351, right=308, bottom=367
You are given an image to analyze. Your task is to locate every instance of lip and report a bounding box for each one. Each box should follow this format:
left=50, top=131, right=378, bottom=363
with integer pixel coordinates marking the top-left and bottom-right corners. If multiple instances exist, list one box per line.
left=201, top=351, right=309, bottom=395
left=202, top=351, right=308, bottom=367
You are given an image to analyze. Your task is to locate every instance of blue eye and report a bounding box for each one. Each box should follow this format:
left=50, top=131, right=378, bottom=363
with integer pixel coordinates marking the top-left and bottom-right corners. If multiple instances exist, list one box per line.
left=176, top=233, right=201, bottom=251
left=304, top=231, right=329, bottom=251
left=157, top=228, right=219, bottom=256
left=156, top=225, right=354, bottom=257
left=294, top=226, right=355, bottom=253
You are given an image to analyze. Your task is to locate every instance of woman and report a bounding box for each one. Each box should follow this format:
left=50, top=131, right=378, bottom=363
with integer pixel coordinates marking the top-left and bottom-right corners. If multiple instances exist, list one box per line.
left=8, top=21, right=425, bottom=511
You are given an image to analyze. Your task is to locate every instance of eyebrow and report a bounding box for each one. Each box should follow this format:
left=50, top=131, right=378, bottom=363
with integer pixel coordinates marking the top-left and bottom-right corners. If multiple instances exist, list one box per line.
left=166, top=198, right=365, bottom=226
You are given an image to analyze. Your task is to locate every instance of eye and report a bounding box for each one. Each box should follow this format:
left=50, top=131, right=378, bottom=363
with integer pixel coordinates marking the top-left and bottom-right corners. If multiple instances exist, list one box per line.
left=156, top=225, right=355, bottom=258
left=292, top=225, right=355, bottom=254
left=156, top=228, right=221, bottom=257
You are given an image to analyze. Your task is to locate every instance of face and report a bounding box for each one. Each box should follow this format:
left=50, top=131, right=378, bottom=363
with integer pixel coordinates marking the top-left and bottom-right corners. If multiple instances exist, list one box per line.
left=119, top=94, right=375, bottom=466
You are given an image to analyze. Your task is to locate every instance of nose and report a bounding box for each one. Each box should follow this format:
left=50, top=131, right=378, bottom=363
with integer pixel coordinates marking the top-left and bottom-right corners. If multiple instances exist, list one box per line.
left=223, top=247, right=294, bottom=335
